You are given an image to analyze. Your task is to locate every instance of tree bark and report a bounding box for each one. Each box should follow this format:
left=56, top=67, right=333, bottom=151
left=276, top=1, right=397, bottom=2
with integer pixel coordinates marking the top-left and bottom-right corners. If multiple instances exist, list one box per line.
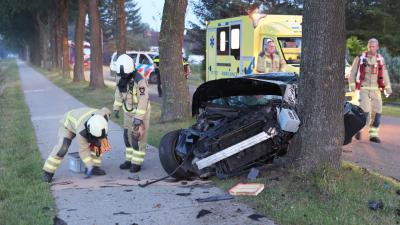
left=115, top=0, right=127, bottom=56
left=159, top=0, right=190, bottom=122
left=88, top=0, right=105, bottom=88
left=54, top=0, right=62, bottom=69
left=73, top=0, right=88, bottom=82
left=60, top=0, right=70, bottom=78
left=289, top=0, right=346, bottom=173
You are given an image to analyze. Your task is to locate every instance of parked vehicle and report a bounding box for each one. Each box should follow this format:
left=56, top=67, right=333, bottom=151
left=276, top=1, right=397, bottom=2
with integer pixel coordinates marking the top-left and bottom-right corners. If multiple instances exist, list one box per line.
left=110, top=51, right=158, bottom=83
left=158, top=72, right=366, bottom=180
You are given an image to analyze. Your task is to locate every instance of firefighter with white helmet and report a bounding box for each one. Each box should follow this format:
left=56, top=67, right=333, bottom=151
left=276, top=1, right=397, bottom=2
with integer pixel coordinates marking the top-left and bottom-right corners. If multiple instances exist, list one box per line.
left=349, top=38, right=392, bottom=143
left=42, top=107, right=111, bottom=182
left=113, top=54, right=150, bottom=173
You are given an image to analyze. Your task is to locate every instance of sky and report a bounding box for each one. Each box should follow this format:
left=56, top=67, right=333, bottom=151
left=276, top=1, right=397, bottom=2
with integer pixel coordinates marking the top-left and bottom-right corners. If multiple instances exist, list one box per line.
left=136, top=0, right=199, bottom=31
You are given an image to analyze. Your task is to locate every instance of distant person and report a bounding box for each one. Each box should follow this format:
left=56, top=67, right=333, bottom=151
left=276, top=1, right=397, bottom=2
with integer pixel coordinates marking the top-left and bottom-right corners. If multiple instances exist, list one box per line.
left=42, top=107, right=111, bottom=183
left=256, top=39, right=286, bottom=73
left=113, top=54, right=150, bottom=173
left=153, top=55, right=162, bottom=97
left=153, top=54, right=191, bottom=97
left=349, top=38, right=392, bottom=143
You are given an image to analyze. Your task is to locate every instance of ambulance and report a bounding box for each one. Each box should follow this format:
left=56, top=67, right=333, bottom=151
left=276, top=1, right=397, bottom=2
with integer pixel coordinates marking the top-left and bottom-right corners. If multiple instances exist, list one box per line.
left=206, top=14, right=301, bottom=81
left=205, top=14, right=358, bottom=104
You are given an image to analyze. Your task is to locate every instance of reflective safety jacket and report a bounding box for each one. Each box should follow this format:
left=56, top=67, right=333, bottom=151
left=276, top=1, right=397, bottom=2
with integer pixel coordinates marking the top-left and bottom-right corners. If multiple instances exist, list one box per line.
left=349, top=52, right=392, bottom=94
left=63, top=107, right=111, bottom=134
left=113, top=72, right=149, bottom=121
left=256, top=52, right=286, bottom=73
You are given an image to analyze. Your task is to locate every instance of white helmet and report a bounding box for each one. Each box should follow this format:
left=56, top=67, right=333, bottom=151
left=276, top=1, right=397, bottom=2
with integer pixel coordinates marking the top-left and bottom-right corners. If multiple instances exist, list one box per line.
left=116, top=54, right=135, bottom=74
left=87, top=115, right=108, bottom=137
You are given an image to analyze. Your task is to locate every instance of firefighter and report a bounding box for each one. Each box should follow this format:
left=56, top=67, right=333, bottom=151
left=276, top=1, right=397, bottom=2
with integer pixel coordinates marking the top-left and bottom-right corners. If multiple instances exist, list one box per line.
left=349, top=38, right=392, bottom=143
left=113, top=54, right=150, bottom=173
left=42, top=107, right=111, bottom=183
left=256, top=39, right=286, bottom=73
left=183, top=56, right=191, bottom=79
left=153, top=55, right=162, bottom=97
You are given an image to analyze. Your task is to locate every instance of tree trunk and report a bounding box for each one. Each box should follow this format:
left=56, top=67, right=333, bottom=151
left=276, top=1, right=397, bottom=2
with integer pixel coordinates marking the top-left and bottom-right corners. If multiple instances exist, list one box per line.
left=60, top=0, right=70, bottom=78
left=289, top=0, right=346, bottom=173
left=49, top=11, right=57, bottom=69
left=36, top=14, right=51, bottom=70
left=88, top=0, right=105, bottom=88
left=115, top=0, right=127, bottom=56
left=73, top=0, right=88, bottom=82
left=54, top=0, right=62, bottom=69
left=159, top=0, right=190, bottom=122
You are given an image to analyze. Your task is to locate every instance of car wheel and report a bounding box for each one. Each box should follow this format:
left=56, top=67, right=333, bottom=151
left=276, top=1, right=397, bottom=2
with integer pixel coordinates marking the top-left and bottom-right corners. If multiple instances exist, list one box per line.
left=159, top=130, right=193, bottom=180
left=148, top=72, right=157, bottom=84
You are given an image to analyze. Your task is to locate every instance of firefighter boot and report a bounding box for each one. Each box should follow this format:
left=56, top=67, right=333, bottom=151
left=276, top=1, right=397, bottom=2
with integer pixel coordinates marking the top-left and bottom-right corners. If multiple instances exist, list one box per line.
left=370, top=137, right=381, bottom=143
left=42, top=171, right=54, bottom=183
left=92, top=166, right=106, bottom=175
left=130, top=163, right=141, bottom=173
left=119, top=161, right=132, bottom=170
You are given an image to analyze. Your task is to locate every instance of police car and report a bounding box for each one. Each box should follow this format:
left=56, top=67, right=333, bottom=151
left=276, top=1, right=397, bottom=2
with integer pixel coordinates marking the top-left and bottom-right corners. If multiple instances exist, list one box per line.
left=110, top=51, right=159, bottom=83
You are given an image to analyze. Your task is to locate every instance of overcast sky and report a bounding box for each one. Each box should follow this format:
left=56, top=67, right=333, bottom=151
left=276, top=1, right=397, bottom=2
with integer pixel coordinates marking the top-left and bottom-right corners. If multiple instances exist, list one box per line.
left=136, top=0, right=199, bottom=31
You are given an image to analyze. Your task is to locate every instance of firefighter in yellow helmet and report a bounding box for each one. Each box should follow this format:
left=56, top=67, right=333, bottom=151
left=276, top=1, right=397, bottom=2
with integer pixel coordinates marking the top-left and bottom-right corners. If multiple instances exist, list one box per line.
left=113, top=54, right=150, bottom=173
left=256, top=39, right=286, bottom=73
left=349, top=38, right=392, bottom=143
left=42, top=107, right=111, bottom=182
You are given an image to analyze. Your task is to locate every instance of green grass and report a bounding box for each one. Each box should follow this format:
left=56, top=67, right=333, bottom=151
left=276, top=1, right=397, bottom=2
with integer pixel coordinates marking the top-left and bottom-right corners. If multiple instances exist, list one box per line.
left=215, top=162, right=400, bottom=225
left=383, top=105, right=400, bottom=117
left=35, top=67, right=194, bottom=147
left=0, top=60, right=55, bottom=225
left=187, top=64, right=205, bottom=87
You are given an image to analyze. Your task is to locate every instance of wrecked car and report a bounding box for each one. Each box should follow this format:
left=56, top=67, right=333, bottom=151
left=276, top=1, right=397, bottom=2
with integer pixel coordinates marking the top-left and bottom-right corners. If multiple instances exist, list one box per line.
left=158, top=72, right=365, bottom=180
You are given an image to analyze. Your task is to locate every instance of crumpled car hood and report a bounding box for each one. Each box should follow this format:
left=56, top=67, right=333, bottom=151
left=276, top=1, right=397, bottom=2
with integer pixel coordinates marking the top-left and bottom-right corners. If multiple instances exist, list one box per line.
left=192, top=72, right=297, bottom=116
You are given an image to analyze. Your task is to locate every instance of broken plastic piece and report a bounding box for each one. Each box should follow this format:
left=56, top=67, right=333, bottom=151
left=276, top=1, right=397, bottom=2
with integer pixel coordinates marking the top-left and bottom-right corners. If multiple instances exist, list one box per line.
left=247, top=167, right=259, bottom=180
left=248, top=213, right=266, bottom=221
left=195, top=194, right=233, bottom=203
left=196, top=209, right=212, bottom=218
left=229, top=183, right=264, bottom=196
left=368, top=200, right=384, bottom=210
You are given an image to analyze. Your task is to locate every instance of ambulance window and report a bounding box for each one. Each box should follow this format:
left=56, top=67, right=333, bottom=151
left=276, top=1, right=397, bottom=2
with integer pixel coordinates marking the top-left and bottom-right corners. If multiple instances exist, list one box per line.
left=231, top=25, right=240, bottom=60
left=220, top=32, right=226, bottom=51
left=217, top=27, right=229, bottom=55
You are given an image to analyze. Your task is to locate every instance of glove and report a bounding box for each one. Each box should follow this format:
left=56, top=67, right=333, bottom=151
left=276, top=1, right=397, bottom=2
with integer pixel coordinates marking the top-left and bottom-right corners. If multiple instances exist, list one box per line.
left=84, top=166, right=93, bottom=179
left=113, top=110, right=120, bottom=119
left=132, top=119, right=145, bottom=141
left=384, top=89, right=391, bottom=98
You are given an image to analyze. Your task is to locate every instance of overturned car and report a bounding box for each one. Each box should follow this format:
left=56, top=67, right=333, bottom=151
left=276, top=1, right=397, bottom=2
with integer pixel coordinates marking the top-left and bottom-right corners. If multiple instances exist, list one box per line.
left=159, top=73, right=365, bottom=180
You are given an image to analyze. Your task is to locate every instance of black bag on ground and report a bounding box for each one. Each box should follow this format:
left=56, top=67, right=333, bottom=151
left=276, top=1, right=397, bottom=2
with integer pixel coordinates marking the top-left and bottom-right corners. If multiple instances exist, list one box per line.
left=343, top=102, right=366, bottom=145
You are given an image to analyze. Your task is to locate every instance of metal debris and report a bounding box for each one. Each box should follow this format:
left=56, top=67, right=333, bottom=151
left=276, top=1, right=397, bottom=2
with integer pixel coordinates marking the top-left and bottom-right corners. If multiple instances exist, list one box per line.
left=195, top=194, right=233, bottom=203
left=176, top=193, right=191, bottom=196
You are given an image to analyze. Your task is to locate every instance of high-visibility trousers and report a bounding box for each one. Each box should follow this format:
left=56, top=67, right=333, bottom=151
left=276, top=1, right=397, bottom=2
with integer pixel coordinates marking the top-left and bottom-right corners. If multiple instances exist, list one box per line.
left=43, top=126, right=103, bottom=174
left=123, top=105, right=151, bottom=165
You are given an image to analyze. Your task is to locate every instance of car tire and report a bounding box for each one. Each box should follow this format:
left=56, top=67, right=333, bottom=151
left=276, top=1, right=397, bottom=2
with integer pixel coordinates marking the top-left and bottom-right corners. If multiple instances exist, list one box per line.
left=159, top=130, right=193, bottom=180
left=148, top=72, right=157, bottom=84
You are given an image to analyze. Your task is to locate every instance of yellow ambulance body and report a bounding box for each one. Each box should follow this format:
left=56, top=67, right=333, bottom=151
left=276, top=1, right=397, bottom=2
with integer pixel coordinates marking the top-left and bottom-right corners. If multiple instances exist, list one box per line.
left=205, top=14, right=358, bottom=104
left=206, top=14, right=301, bottom=81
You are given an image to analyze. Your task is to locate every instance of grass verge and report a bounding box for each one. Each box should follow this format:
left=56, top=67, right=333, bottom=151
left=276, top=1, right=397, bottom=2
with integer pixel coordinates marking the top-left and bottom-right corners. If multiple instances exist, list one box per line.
left=383, top=105, right=400, bottom=117
left=215, top=161, right=400, bottom=225
left=35, top=67, right=194, bottom=147
left=0, top=60, right=55, bottom=225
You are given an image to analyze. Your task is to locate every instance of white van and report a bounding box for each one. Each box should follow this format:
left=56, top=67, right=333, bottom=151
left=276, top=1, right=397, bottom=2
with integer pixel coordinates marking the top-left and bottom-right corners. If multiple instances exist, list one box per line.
left=110, top=51, right=159, bottom=83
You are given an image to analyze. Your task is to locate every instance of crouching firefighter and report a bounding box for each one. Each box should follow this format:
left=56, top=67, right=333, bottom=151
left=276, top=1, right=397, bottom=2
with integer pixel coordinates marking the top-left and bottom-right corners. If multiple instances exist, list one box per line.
left=113, top=54, right=150, bottom=173
left=42, top=107, right=112, bottom=182
left=349, top=38, right=392, bottom=143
